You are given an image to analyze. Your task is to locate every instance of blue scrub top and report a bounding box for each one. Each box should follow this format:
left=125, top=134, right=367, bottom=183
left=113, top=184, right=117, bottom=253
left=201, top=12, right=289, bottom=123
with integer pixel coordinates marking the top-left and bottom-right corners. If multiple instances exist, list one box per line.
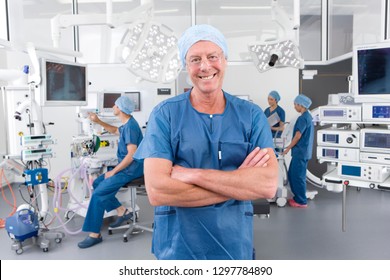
left=134, top=90, right=274, bottom=260
left=264, top=105, right=285, bottom=138
left=291, top=111, right=314, bottom=160
left=117, top=117, right=144, bottom=176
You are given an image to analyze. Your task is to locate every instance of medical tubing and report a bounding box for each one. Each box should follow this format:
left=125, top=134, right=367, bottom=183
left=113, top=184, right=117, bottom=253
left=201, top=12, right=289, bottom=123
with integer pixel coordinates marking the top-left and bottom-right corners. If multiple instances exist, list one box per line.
left=51, top=167, right=83, bottom=235
left=0, top=169, right=18, bottom=228
left=53, top=167, right=83, bottom=212
left=55, top=160, right=90, bottom=211
left=0, top=168, right=17, bottom=213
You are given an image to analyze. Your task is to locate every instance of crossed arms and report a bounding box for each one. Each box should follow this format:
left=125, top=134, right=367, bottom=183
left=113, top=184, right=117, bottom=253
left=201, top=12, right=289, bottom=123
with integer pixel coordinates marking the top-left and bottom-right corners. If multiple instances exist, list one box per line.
left=144, top=147, right=278, bottom=207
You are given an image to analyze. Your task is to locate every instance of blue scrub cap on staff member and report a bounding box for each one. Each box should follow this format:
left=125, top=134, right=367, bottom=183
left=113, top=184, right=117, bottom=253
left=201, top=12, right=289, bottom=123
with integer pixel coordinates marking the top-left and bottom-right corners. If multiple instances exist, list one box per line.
left=294, top=94, right=312, bottom=109
left=177, top=24, right=228, bottom=67
left=115, top=96, right=135, bottom=115
left=269, top=90, right=281, bottom=102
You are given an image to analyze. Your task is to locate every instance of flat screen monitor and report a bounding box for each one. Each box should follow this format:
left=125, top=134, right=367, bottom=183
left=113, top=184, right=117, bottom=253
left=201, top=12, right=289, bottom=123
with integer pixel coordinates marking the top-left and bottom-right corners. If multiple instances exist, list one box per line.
left=39, top=58, right=88, bottom=106
left=353, top=41, right=390, bottom=103
left=99, top=92, right=122, bottom=115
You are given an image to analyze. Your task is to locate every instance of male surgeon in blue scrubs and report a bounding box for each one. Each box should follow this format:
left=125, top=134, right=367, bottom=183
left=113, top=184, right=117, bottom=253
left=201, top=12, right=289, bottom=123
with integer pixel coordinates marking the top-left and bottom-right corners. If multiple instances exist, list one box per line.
left=134, top=24, right=278, bottom=260
left=283, top=94, right=314, bottom=208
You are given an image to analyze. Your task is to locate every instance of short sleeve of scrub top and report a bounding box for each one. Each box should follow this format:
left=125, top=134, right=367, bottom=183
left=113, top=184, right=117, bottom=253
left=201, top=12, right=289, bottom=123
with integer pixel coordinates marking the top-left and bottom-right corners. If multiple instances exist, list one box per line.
left=291, top=111, right=314, bottom=160
left=117, top=117, right=144, bottom=175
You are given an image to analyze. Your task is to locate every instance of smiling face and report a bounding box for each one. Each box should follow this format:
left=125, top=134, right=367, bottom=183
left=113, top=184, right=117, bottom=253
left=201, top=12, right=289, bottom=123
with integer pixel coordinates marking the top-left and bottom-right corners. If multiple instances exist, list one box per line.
left=185, top=40, right=227, bottom=96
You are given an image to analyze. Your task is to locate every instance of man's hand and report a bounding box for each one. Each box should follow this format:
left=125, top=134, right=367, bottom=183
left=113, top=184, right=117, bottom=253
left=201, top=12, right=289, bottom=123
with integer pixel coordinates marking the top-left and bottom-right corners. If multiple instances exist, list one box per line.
left=88, top=112, right=100, bottom=123
left=239, top=147, right=270, bottom=169
left=104, top=170, right=115, bottom=179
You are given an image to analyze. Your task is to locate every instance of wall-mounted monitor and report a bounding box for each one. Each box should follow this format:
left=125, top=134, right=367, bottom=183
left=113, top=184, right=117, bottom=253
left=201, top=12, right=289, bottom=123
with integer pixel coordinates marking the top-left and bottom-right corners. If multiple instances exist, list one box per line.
left=38, top=58, right=88, bottom=106
left=125, top=91, right=141, bottom=112
left=353, top=41, right=390, bottom=103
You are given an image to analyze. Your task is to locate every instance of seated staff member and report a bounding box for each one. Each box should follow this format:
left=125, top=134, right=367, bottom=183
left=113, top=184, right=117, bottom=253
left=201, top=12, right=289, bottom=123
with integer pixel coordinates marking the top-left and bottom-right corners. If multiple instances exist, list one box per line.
left=78, top=96, right=144, bottom=249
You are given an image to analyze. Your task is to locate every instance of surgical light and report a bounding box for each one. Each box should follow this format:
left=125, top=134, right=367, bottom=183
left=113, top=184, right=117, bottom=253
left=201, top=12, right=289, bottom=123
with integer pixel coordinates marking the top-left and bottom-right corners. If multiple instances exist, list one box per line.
left=248, top=39, right=304, bottom=73
left=116, top=21, right=181, bottom=83
left=247, top=0, right=304, bottom=73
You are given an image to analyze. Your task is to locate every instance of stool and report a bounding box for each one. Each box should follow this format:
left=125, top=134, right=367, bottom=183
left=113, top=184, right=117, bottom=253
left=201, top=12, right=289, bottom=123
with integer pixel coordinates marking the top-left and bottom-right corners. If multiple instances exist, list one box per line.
left=108, top=176, right=153, bottom=242
left=252, top=199, right=270, bottom=218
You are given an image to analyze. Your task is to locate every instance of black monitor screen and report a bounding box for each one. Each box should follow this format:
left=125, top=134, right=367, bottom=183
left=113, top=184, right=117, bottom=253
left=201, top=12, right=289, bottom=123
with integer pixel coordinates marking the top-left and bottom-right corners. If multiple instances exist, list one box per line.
left=357, top=47, right=390, bottom=95
left=103, top=93, right=121, bottom=108
left=46, top=61, right=87, bottom=102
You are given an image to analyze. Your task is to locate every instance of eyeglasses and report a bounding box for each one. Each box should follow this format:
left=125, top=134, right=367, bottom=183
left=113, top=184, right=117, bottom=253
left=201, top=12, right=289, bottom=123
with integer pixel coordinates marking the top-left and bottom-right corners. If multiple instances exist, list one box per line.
left=187, top=52, right=224, bottom=67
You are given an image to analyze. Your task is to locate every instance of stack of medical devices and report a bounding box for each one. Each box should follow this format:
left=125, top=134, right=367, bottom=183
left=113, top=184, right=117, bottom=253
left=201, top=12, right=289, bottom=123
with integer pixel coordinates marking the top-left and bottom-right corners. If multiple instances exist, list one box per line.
left=5, top=133, right=65, bottom=254
left=317, top=41, right=390, bottom=192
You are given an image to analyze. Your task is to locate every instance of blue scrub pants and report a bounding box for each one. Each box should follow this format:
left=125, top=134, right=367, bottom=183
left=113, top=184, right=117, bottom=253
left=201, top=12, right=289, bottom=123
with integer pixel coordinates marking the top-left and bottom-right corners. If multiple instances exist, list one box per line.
left=82, top=171, right=136, bottom=233
left=288, top=157, right=308, bottom=205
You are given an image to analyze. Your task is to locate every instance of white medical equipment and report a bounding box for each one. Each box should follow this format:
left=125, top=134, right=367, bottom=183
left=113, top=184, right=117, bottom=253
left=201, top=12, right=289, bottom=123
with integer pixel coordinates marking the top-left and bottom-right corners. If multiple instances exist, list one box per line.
left=318, top=105, right=361, bottom=122
left=318, top=115, right=390, bottom=187
left=1, top=85, right=65, bottom=254
left=316, top=42, right=390, bottom=232
left=99, top=92, right=122, bottom=116
left=317, top=128, right=360, bottom=148
left=362, top=103, right=390, bottom=123
left=353, top=41, right=390, bottom=103
left=65, top=96, right=139, bottom=221
left=317, top=146, right=360, bottom=163
left=360, top=128, right=390, bottom=153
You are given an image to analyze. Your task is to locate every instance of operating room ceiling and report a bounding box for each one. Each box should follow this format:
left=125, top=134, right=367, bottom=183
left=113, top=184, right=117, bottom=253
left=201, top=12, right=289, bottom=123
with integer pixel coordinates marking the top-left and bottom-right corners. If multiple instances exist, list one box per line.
left=19, top=0, right=379, bottom=19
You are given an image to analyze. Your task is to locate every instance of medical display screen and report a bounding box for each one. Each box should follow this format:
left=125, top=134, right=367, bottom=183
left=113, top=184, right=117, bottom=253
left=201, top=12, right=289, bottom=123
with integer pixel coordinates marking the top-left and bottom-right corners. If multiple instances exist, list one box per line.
left=103, top=93, right=121, bottom=109
left=45, top=61, right=87, bottom=103
left=341, top=165, right=361, bottom=177
left=323, top=149, right=338, bottom=159
left=357, top=47, right=390, bottom=95
left=323, top=134, right=339, bottom=143
left=372, top=106, right=390, bottom=118
left=364, top=132, right=390, bottom=149
left=323, top=110, right=344, bottom=117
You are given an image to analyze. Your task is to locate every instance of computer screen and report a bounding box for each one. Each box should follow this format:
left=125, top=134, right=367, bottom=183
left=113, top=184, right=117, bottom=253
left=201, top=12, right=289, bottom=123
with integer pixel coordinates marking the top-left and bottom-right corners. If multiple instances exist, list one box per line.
left=39, top=58, right=88, bottom=106
left=353, top=42, right=390, bottom=103
left=101, top=92, right=122, bottom=114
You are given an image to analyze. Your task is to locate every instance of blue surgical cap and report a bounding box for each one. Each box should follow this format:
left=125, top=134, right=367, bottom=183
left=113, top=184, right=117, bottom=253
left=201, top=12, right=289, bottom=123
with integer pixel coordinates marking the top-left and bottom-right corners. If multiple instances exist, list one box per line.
left=269, top=91, right=281, bottom=102
left=294, top=94, right=312, bottom=109
left=115, top=96, right=135, bottom=115
left=178, top=24, right=228, bottom=67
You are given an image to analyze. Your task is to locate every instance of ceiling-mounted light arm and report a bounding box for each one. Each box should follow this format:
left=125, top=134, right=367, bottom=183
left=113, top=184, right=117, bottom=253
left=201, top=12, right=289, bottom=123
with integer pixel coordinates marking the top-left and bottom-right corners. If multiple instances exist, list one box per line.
left=51, top=1, right=153, bottom=47
left=271, top=0, right=300, bottom=40
left=248, top=0, right=304, bottom=73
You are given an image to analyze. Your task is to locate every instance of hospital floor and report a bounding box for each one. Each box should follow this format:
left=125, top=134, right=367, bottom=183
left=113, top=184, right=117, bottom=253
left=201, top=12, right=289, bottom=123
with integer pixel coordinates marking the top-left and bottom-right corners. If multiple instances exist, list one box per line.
left=1, top=183, right=390, bottom=260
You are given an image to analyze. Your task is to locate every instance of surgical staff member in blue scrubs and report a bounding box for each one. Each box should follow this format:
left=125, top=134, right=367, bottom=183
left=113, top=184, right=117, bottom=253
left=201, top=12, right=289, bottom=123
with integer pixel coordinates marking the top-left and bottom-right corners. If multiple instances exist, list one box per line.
left=283, top=94, right=314, bottom=208
left=134, top=24, right=278, bottom=260
left=78, top=96, right=144, bottom=249
left=264, top=90, right=285, bottom=138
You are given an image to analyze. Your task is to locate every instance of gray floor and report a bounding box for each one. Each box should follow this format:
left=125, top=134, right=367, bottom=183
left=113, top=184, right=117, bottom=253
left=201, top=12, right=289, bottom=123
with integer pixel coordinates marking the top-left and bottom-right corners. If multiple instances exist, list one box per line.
left=1, top=183, right=390, bottom=260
